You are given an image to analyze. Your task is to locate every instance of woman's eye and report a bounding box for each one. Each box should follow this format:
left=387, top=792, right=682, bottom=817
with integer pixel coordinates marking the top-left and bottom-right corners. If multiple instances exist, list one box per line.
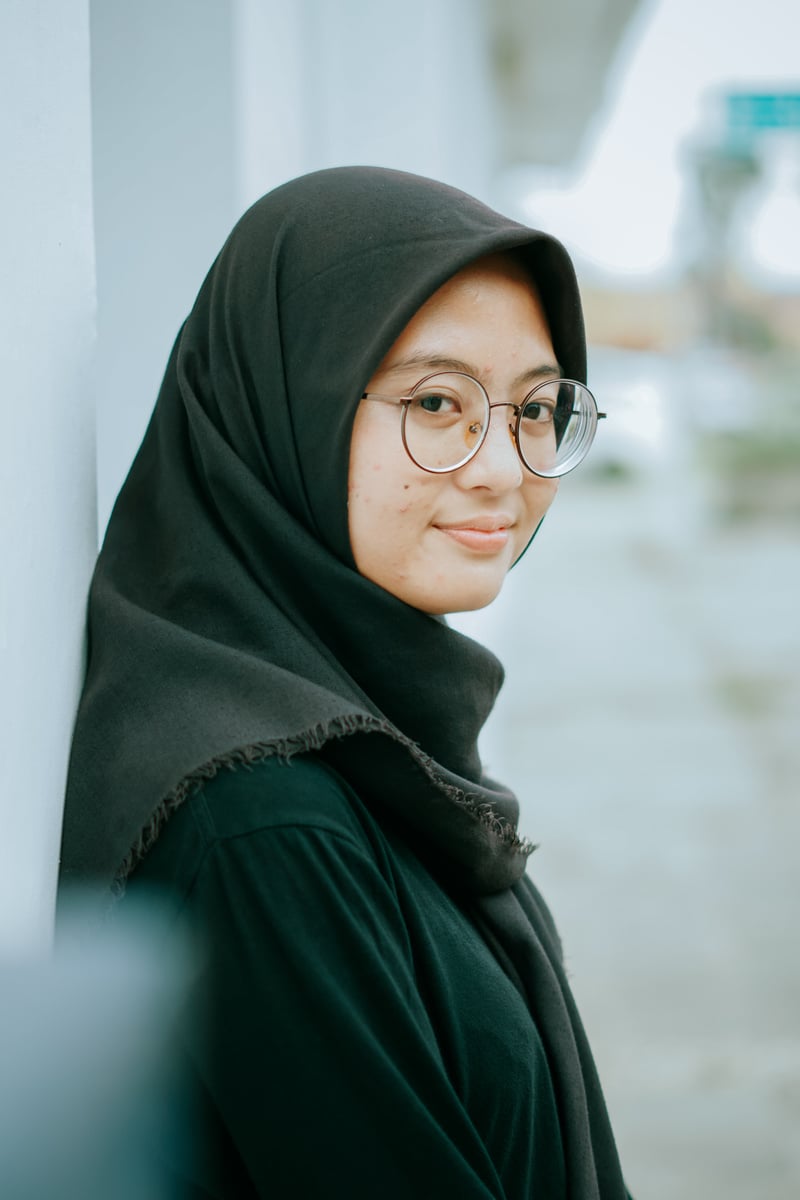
left=521, top=400, right=554, bottom=424
left=415, top=392, right=460, bottom=415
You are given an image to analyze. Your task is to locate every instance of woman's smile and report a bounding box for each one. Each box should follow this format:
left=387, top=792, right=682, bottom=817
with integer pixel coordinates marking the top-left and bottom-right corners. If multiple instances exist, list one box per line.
left=433, top=513, right=514, bottom=553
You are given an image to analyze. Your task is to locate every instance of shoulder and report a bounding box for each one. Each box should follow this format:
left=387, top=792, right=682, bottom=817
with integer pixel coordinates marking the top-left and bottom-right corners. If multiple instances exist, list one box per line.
left=130, top=753, right=394, bottom=903
left=192, top=753, right=371, bottom=846
left=129, top=753, right=418, bottom=991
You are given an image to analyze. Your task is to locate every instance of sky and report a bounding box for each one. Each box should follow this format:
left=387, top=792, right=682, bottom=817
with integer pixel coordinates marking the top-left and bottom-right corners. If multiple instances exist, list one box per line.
left=518, top=0, right=800, bottom=286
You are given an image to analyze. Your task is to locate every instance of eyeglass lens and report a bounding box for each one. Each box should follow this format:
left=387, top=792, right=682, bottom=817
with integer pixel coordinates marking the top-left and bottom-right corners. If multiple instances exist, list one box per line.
left=401, top=373, right=598, bottom=477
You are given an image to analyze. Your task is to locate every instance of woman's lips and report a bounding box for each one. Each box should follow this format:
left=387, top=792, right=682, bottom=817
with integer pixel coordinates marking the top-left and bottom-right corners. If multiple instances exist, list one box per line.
left=435, top=517, right=512, bottom=553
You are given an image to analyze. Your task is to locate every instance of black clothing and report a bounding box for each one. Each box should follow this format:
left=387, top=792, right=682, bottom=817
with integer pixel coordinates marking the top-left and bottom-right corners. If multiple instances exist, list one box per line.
left=59, top=167, right=628, bottom=1197
left=132, top=756, right=567, bottom=1198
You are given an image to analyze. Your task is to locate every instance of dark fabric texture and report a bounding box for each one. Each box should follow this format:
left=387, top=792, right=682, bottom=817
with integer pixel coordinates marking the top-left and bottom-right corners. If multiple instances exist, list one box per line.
left=59, top=166, right=628, bottom=1197
left=129, top=756, right=569, bottom=1199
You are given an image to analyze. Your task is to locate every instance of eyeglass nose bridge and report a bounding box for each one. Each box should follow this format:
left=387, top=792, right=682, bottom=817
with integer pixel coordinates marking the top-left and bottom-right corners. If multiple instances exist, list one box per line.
left=487, top=400, right=521, bottom=416
left=442, top=398, right=541, bottom=484
left=465, top=400, right=517, bottom=427
left=467, top=399, right=525, bottom=456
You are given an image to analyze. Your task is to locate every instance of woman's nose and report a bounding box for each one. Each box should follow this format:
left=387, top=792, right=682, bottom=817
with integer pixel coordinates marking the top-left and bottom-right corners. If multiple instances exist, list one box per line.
left=457, top=403, right=523, bottom=488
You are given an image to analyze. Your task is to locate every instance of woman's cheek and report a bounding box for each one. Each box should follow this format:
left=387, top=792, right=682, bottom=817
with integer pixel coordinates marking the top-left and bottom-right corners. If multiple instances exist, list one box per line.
left=530, top=477, right=559, bottom=520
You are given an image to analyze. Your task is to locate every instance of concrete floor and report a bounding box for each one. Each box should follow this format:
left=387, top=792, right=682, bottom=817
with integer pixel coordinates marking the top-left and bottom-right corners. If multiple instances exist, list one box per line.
left=453, top=460, right=800, bottom=1199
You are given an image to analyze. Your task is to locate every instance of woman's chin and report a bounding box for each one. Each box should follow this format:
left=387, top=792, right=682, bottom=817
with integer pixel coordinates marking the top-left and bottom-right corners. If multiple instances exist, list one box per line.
left=417, top=571, right=507, bottom=616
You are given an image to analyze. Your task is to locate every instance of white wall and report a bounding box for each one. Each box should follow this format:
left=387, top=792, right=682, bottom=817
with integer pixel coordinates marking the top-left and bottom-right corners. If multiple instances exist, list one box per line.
left=92, top=0, right=239, bottom=528
left=0, top=0, right=97, bottom=954
left=233, top=0, right=312, bottom=209
left=234, top=0, right=493, bottom=211
left=302, top=0, right=493, bottom=199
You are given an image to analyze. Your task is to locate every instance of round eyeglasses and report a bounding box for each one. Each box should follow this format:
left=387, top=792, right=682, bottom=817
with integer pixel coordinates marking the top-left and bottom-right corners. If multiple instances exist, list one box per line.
left=361, top=371, right=606, bottom=478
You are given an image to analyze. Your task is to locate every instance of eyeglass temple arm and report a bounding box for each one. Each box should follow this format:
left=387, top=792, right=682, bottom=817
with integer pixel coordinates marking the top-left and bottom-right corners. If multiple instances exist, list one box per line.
left=361, top=392, right=413, bottom=404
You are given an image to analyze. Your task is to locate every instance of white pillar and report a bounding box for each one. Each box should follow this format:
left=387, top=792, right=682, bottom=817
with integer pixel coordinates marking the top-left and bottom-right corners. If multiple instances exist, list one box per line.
left=91, top=0, right=239, bottom=527
left=0, top=0, right=97, bottom=954
left=233, top=0, right=313, bottom=210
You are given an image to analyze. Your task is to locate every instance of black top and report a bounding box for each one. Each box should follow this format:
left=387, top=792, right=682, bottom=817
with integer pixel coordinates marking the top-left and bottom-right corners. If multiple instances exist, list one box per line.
left=131, top=755, right=568, bottom=1199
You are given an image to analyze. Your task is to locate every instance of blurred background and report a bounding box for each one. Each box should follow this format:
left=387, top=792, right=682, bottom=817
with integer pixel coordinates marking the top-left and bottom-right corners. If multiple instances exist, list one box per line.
left=452, top=4, right=800, bottom=1198
left=1, top=0, right=798, bottom=1196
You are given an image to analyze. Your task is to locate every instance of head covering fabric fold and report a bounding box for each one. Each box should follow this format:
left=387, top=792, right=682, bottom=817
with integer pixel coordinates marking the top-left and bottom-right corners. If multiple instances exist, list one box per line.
left=60, top=166, right=627, bottom=1198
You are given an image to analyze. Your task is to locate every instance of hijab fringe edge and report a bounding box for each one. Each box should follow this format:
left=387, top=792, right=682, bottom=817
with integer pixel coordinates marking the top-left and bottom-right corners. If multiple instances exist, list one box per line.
left=112, top=714, right=534, bottom=898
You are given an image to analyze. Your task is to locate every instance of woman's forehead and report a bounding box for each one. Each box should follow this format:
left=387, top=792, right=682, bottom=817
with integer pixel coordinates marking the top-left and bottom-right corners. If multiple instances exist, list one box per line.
left=365, top=253, right=558, bottom=384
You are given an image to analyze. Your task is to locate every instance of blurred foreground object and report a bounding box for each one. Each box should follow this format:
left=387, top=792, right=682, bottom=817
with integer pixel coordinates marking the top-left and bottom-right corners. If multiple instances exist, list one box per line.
left=0, top=896, right=190, bottom=1200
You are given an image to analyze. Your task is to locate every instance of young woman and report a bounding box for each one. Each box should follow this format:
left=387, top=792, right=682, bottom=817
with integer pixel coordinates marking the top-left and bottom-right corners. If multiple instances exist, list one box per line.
left=59, top=167, right=629, bottom=1198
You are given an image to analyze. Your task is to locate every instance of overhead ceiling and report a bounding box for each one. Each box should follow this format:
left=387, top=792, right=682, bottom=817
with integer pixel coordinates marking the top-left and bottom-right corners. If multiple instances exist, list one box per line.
left=489, top=0, right=645, bottom=167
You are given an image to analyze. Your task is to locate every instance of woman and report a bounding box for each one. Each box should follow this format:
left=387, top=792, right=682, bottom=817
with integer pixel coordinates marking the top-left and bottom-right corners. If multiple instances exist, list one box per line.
left=60, top=167, right=628, bottom=1198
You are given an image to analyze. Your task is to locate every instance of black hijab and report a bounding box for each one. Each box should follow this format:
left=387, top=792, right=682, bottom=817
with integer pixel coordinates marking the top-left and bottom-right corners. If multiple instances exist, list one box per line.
left=60, top=167, right=627, bottom=1198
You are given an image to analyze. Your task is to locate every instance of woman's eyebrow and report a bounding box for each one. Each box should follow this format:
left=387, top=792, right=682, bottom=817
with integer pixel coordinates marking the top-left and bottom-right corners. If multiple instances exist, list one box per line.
left=384, top=353, right=564, bottom=383
left=512, top=363, right=564, bottom=387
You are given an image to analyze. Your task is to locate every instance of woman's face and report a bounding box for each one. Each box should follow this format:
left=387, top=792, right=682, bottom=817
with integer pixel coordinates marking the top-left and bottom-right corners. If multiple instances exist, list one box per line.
left=348, top=253, right=561, bottom=615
